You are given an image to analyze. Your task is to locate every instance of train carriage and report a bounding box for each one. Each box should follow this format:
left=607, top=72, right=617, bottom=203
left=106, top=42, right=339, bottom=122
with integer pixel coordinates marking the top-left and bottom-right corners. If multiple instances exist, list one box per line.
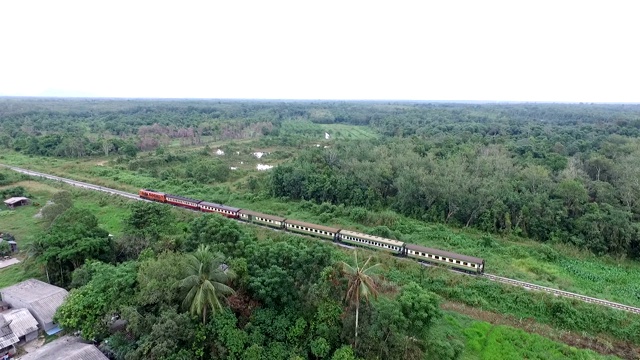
left=338, top=229, right=404, bottom=254
left=405, top=243, right=485, bottom=273
left=137, top=186, right=487, bottom=276
left=199, top=201, right=240, bottom=218
left=238, top=209, right=285, bottom=229
left=284, top=219, right=340, bottom=240
left=165, top=194, right=201, bottom=210
left=138, top=189, right=166, bottom=202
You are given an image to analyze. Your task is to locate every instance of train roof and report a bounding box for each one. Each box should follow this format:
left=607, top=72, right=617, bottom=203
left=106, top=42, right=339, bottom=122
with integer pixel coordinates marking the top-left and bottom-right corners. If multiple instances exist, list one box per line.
left=339, top=229, right=404, bottom=247
left=165, top=193, right=202, bottom=203
left=238, top=209, right=286, bottom=222
left=285, top=219, right=341, bottom=233
left=200, top=201, right=241, bottom=212
left=405, top=243, right=484, bottom=264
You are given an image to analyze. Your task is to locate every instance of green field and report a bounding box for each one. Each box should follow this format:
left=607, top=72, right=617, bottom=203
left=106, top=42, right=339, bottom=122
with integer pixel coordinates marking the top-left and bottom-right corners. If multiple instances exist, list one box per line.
left=319, top=124, right=379, bottom=140
left=452, top=317, right=619, bottom=360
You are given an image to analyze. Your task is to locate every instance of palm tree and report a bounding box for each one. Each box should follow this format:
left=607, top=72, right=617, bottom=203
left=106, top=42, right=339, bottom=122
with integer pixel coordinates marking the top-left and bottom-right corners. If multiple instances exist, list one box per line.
left=340, top=251, right=380, bottom=344
left=177, top=245, right=236, bottom=324
left=23, top=238, right=50, bottom=283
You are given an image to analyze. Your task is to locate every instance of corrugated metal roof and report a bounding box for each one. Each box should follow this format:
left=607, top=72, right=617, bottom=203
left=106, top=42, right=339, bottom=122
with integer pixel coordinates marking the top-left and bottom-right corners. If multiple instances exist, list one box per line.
left=0, top=279, right=68, bottom=325
left=0, top=333, right=18, bottom=349
left=238, top=209, right=286, bottom=222
left=1, top=308, right=38, bottom=338
left=339, top=230, right=405, bottom=247
left=3, top=197, right=28, bottom=205
left=405, top=243, right=484, bottom=264
left=19, top=336, right=108, bottom=360
left=285, top=219, right=341, bottom=233
left=32, top=291, right=68, bottom=326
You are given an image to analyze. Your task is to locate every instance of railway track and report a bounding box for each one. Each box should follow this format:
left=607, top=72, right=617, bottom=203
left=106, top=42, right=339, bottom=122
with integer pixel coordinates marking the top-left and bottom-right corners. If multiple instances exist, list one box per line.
left=3, top=164, right=640, bottom=315
left=0, top=164, right=354, bottom=250
left=2, top=165, right=145, bottom=201
left=482, top=273, right=640, bottom=314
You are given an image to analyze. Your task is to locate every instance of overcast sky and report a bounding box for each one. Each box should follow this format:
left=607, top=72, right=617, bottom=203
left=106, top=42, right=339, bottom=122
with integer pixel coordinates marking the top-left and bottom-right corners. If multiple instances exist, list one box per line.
left=1, top=0, right=638, bottom=102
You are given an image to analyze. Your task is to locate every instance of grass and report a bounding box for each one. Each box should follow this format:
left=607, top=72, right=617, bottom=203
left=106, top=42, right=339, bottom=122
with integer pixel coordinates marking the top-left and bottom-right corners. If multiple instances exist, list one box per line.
left=0, top=180, right=59, bottom=246
left=6, top=151, right=639, bottom=308
left=0, top=262, right=42, bottom=288
left=318, top=123, right=379, bottom=140
left=0, top=175, right=142, bottom=288
left=441, top=313, right=620, bottom=360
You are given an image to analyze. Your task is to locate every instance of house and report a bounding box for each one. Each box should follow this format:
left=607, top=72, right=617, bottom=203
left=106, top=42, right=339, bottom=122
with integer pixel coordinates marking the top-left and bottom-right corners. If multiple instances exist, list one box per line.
left=0, top=239, right=17, bottom=253
left=19, top=335, right=108, bottom=360
left=0, top=317, right=18, bottom=357
left=0, top=234, right=16, bottom=253
left=1, top=308, right=39, bottom=343
left=0, top=279, right=68, bottom=335
left=3, top=197, right=30, bottom=210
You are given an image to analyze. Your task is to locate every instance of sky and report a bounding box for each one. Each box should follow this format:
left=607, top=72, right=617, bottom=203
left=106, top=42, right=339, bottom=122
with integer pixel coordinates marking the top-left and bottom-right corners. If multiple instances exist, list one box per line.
left=0, top=0, right=638, bottom=102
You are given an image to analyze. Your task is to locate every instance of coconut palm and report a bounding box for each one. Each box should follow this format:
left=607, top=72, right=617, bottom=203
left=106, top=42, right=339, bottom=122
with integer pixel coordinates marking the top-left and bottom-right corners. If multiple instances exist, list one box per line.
left=340, top=251, right=380, bottom=344
left=178, top=244, right=236, bottom=324
left=23, top=238, right=51, bottom=283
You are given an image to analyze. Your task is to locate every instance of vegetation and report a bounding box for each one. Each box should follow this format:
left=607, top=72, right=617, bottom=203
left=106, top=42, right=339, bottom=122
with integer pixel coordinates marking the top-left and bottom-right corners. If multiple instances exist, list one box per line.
left=340, top=252, right=380, bottom=344
left=2, top=98, right=640, bottom=359
left=178, top=244, right=236, bottom=324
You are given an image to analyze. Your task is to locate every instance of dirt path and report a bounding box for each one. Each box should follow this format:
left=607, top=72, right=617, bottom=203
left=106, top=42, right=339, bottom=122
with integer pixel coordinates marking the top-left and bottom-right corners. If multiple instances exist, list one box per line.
left=0, top=258, right=20, bottom=269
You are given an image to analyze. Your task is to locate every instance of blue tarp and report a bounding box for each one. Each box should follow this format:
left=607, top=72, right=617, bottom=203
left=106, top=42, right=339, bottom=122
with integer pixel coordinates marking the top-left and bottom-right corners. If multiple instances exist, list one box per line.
left=45, top=325, right=62, bottom=335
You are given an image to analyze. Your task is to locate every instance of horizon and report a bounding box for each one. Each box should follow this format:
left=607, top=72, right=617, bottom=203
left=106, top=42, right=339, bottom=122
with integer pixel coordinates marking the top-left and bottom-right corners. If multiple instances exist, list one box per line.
left=2, top=96, right=640, bottom=106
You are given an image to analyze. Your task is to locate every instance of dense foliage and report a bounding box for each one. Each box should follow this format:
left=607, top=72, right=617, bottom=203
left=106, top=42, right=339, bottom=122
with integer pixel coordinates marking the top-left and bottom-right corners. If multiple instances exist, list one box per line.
left=4, top=98, right=640, bottom=359
left=48, top=203, right=455, bottom=359
left=4, top=98, right=639, bottom=257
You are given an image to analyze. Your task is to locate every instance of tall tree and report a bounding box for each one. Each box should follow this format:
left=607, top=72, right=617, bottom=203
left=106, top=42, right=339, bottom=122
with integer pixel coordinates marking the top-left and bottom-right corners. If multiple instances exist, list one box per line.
left=177, top=245, right=236, bottom=324
left=339, top=251, right=380, bottom=345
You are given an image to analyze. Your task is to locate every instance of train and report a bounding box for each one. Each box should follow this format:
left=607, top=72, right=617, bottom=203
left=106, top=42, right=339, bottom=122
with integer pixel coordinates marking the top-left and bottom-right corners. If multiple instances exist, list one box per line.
left=138, top=189, right=486, bottom=274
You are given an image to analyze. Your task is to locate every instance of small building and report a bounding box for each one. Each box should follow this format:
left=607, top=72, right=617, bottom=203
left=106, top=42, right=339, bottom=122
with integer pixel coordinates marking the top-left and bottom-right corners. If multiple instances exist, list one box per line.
left=0, top=316, right=18, bottom=357
left=0, top=239, right=17, bottom=253
left=3, top=197, right=30, bottom=210
left=0, top=279, right=68, bottom=335
left=19, top=335, right=108, bottom=360
left=1, top=308, right=39, bottom=342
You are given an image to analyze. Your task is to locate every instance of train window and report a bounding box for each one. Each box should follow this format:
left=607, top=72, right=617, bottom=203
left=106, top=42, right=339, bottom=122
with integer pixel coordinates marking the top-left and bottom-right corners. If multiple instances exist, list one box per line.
left=463, top=262, right=467, bottom=266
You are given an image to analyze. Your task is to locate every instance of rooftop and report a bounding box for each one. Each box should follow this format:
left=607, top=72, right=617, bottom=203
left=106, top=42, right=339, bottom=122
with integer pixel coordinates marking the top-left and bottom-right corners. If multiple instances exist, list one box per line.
left=0, top=317, right=18, bottom=349
left=1, top=308, right=38, bottom=338
left=3, top=197, right=28, bottom=205
left=19, top=336, right=108, bottom=360
left=0, top=279, right=68, bottom=325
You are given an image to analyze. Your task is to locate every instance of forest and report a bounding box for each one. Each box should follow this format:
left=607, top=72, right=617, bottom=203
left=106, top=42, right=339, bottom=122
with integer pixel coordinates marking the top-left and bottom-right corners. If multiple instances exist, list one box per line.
left=2, top=98, right=640, bottom=257
left=1, top=98, right=640, bottom=359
